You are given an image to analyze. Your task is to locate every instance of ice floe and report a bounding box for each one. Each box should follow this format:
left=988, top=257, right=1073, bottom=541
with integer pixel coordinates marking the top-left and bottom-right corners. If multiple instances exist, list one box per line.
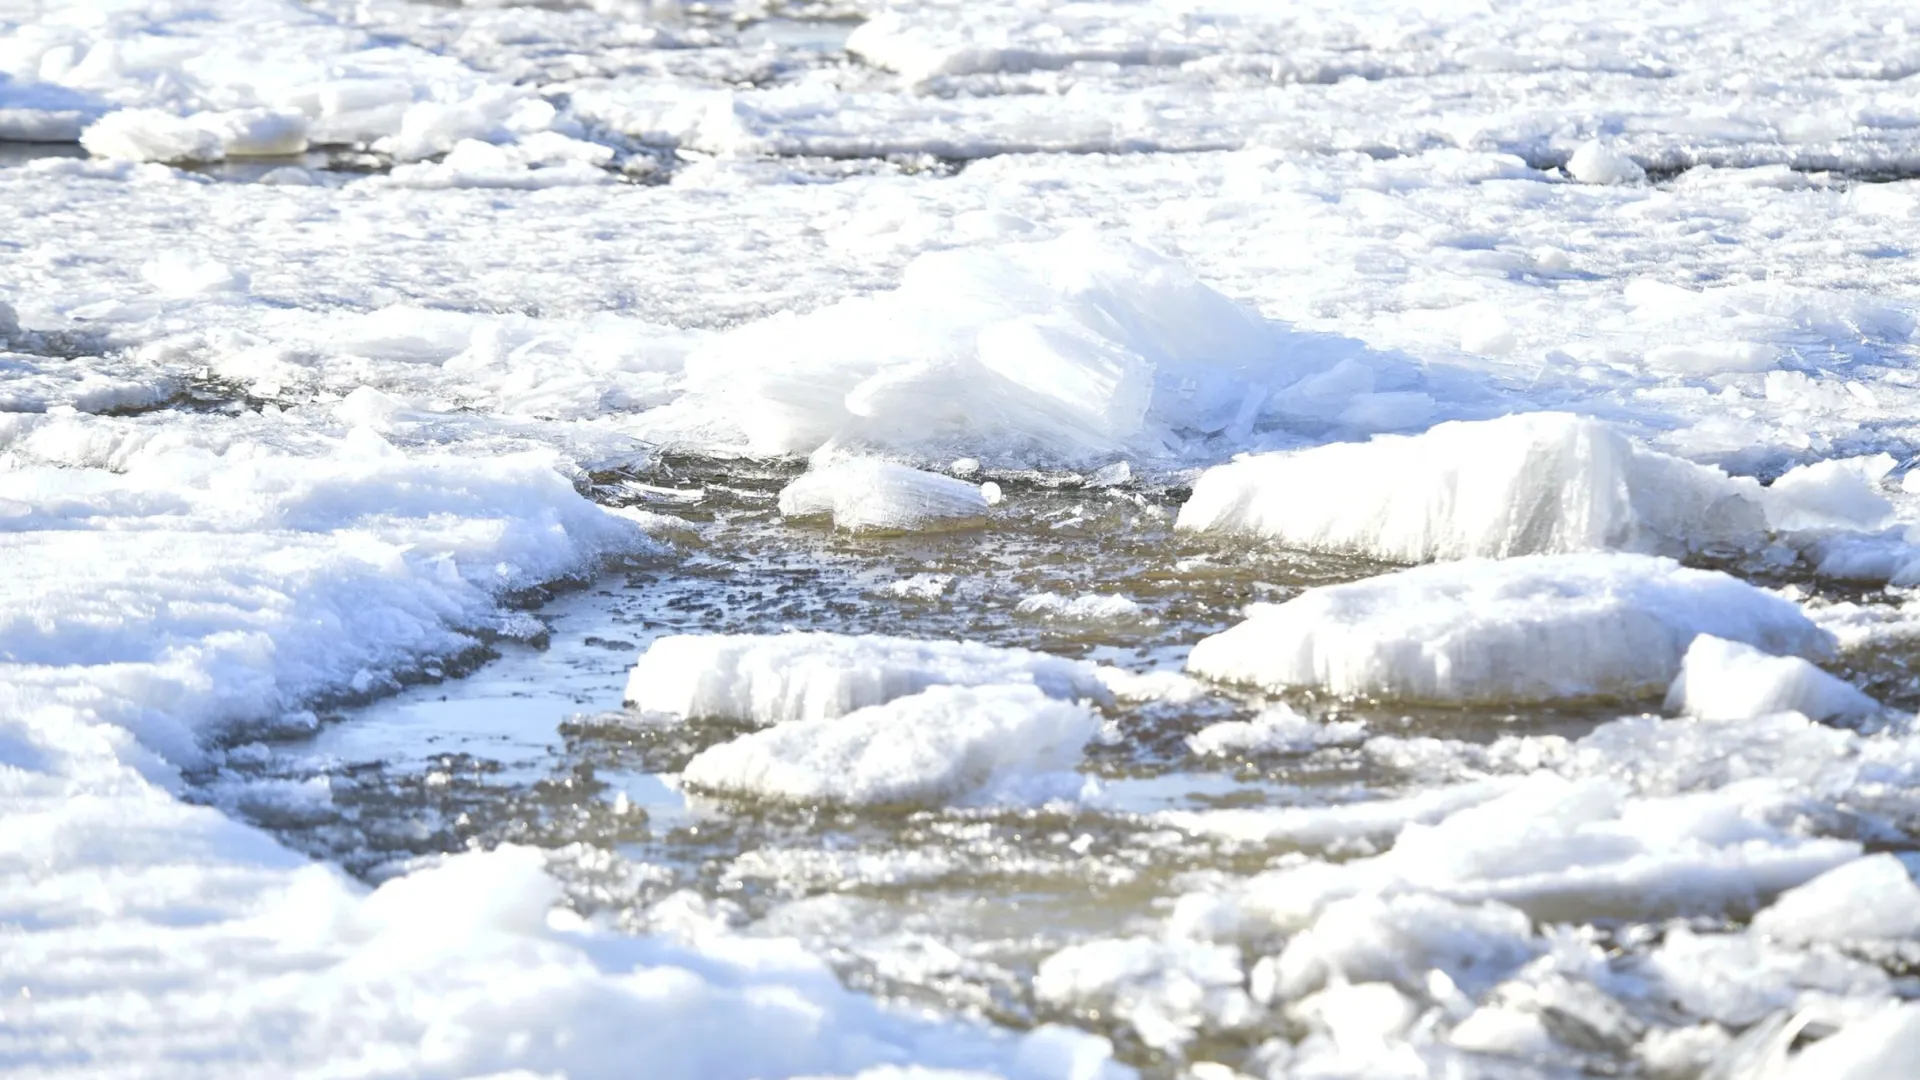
left=1750, top=855, right=1920, bottom=945
left=1175, top=773, right=1861, bottom=932
left=1665, top=635, right=1878, bottom=723
left=1177, top=413, right=1769, bottom=562
left=681, top=683, right=1099, bottom=807
left=778, top=459, right=990, bottom=533
left=623, top=632, right=1108, bottom=724
left=1186, top=552, right=1830, bottom=703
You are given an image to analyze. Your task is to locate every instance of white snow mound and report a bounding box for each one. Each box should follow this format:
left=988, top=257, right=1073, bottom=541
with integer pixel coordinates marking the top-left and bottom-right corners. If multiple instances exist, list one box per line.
left=1665, top=635, right=1878, bottom=722
left=680, top=683, right=1099, bottom=807
left=624, top=632, right=1108, bottom=724
left=778, top=459, right=989, bottom=532
left=645, top=233, right=1421, bottom=464
left=1186, top=553, right=1832, bottom=703
left=1177, top=413, right=1767, bottom=562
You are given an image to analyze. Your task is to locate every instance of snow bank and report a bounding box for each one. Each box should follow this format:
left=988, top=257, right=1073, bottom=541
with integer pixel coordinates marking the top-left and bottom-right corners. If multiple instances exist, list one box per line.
left=1176, top=413, right=1768, bottom=562
left=81, top=107, right=308, bottom=162
left=1, top=422, right=657, bottom=761
left=1665, top=635, right=1878, bottom=722
left=681, top=684, right=1099, bottom=807
left=1181, top=774, right=1861, bottom=934
left=1186, top=553, right=1830, bottom=703
left=624, top=632, right=1108, bottom=724
left=643, top=234, right=1425, bottom=464
left=778, top=459, right=989, bottom=533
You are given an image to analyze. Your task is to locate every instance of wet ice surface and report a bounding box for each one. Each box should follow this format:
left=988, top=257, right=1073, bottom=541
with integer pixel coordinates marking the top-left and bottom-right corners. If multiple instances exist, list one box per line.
left=12, top=0, right=1920, bottom=1077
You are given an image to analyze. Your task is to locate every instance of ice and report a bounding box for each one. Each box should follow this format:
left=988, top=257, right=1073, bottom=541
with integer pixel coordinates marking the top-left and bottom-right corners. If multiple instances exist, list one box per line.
left=1177, top=413, right=1769, bottom=563
left=1763, top=455, right=1898, bottom=534
left=1565, top=140, right=1647, bottom=185
left=1256, top=893, right=1538, bottom=1004
left=1750, top=855, right=1920, bottom=944
left=1186, top=705, right=1367, bottom=757
left=1665, top=635, right=1878, bottom=723
left=778, top=459, right=990, bottom=533
left=639, top=233, right=1426, bottom=465
left=1, top=420, right=659, bottom=762
left=623, top=632, right=1108, bottom=725
left=681, top=684, right=1099, bottom=807
left=16, top=0, right=1920, bottom=1072
left=1187, top=553, right=1829, bottom=703
left=1162, top=780, right=1519, bottom=852
left=1015, top=592, right=1147, bottom=622
left=1767, top=1003, right=1920, bottom=1080
left=1034, top=937, right=1252, bottom=1053
left=1183, top=774, right=1861, bottom=934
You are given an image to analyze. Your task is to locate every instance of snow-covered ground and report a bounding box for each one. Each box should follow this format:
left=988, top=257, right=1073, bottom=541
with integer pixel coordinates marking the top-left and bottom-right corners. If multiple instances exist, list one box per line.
left=7, top=0, right=1920, bottom=1076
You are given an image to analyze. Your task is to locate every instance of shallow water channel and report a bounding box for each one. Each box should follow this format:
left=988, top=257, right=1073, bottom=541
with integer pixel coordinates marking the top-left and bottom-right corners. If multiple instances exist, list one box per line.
left=193, top=456, right=1906, bottom=1075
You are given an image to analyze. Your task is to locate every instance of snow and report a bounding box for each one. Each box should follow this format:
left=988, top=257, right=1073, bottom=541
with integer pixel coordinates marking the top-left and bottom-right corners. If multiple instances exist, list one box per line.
left=1565, top=139, right=1647, bottom=185
left=778, top=459, right=990, bottom=533
left=1015, top=592, right=1146, bottom=622
left=1750, top=855, right=1920, bottom=944
left=637, top=232, right=1432, bottom=465
left=1187, top=553, right=1830, bottom=703
left=1186, top=705, right=1367, bottom=757
left=1179, top=772, right=1862, bottom=932
left=81, top=106, right=308, bottom=163
left=13, top=0, right=1920, bottom=1073
left=680, top=684, right=1099, bottom=807
left=1665, top=635, right=1878, bottom=723
left=1176, top=413, right=1769, bottom=562
left=623, top=632, right=1109, bottom=725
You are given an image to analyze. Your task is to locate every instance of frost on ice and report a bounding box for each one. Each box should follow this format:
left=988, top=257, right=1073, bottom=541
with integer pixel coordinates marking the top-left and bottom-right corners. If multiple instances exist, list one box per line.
left=1185, top=553, right=1831, bottom=703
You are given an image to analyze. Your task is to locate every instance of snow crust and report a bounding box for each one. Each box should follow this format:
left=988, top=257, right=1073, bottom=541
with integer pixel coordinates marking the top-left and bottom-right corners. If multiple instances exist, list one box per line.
left=1177, top=412, right=1768, bottom=562
left=779, top=459, right=990, bottom=533
left=624, top=632, right=1108, bottom=724
left=681, top=684, right=1099, bottom=807
left=1186, top=553, right=1830, bottom=702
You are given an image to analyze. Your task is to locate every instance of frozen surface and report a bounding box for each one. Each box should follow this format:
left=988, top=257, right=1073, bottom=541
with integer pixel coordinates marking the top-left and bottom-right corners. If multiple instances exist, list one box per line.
left=624, top=631, right=1108, bottom=724
left=681, top=683, right=1099, bottom=807
left=1186, top=553, right=1830, bottom=702
left=1177, top=412, right=1769, bottom=562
